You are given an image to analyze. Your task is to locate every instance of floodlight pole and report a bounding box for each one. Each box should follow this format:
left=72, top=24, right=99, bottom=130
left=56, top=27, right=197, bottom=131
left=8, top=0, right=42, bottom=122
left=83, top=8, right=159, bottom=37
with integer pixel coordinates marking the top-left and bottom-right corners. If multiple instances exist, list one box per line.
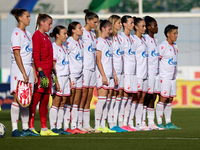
left=64, top=0, right=68, bottom=15
left=138, top=0, right=143, bottom=15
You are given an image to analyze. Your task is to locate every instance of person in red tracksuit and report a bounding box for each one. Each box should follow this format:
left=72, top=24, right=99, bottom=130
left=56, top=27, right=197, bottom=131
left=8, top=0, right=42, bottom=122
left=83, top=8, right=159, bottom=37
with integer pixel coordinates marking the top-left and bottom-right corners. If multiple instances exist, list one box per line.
left=29, top=13, right=58, bottom=136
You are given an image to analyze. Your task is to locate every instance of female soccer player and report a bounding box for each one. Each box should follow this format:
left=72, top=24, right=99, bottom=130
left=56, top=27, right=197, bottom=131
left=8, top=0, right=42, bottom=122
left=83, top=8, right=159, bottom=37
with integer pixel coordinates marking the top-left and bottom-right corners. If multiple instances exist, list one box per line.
left=132, top=17, right=151, bottom=131
left=49, top=25, right=71, bottom=135
left=29, top=13, right=59, bottom=136
left=107, top=15, right=127, bottom=132
left=10, top=9, right=39, bottom=137
left=95, top=20, right=118, bottom=133
left=78, top=9, right=99, bottom=133
left=118, top=15, right=138, bottom=131
left=64, top=21, right=87, bottom=134
left=143, top=16, right=163, bottom=130
left=156, top=24, right=181, bottom=129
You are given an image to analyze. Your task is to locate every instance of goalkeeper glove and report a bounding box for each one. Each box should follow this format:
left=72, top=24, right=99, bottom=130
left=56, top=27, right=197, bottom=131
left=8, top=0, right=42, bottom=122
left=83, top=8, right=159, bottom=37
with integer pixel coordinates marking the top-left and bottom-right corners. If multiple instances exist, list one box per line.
left=52, top=69, right=57, bottom=86
left=39, top=71, right=49, bottom=88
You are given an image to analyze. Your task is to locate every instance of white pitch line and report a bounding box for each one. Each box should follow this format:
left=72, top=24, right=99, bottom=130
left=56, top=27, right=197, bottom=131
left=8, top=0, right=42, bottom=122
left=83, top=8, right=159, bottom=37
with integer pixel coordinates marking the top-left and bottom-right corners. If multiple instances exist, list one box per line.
left=4, top=137, right=199, bottom=140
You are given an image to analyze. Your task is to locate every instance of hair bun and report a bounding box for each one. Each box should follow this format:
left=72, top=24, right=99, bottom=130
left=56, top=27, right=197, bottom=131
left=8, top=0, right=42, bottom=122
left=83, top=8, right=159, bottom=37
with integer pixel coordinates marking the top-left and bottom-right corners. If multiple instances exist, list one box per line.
left=11, top=9, right=18, bottom=15
left=83, top=9, right=90, bottom=14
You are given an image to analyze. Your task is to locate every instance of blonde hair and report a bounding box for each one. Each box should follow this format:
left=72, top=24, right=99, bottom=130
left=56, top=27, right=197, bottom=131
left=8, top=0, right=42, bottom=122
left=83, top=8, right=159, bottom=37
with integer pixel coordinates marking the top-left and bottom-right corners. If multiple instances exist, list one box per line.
left=35, top=13, right=52, bottom=31
left=108, top=15, right=121, bottom=40
left=95, top=19, right=112, bottom=38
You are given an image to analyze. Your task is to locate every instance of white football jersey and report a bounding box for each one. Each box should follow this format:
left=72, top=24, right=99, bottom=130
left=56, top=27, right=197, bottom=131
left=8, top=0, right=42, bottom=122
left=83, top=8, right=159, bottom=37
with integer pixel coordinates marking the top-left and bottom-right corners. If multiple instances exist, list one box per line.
left=133, top=35, right=148, bottom=79
left=119, top=32, right=136, bottom=75
left=96, top=37, right=113, bottom=78
left=10, top=27, right=32, bottom=65
left=143, top=34, right=159, bottom=75
left=79, top=28, right=96, bottom=71
left=159, top=40, right=178, bottom=80
left=112, top=34, right=124, bottom=74
left=52, top=42, right=70, bottom=77
left=64, top=37, right=83, bottom=77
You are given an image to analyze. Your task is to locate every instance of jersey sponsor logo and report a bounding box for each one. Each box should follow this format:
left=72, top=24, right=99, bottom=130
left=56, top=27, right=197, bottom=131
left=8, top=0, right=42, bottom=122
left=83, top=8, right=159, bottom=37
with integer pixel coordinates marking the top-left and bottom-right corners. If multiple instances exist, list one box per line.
left=142, top=51, right=148, bottom=58
left=116, top=48, right=124, bottom=55
left=62, top=59, right=69, bottom=66
left=105, top=50, right=113, bottom=57
left=25, top=45, right=32, bottom=52
left=88, top=45, right=96, bottom=52
left=151, top=49, right=159, bottom=57
left=128, top=49, right=135, bottom=55
left=168, top=57, right=177, bottom=65
left=75, top=52, right=83, bottom=61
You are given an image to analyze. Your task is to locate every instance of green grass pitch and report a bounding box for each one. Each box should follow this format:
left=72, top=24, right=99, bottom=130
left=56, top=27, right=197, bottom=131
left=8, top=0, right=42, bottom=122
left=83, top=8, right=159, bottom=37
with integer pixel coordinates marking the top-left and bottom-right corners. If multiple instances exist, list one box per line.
left=0, top=109, right=199, bottom=150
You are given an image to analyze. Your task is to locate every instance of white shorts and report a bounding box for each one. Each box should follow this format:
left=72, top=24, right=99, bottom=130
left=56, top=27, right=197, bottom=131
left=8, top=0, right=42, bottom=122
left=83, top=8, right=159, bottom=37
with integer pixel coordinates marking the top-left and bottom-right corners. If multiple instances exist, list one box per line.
left=96, top=74, right=114, bottom=90
left=82, top=69, right=96, bottom=88
left=138, top=78, right=148, bottom=92
left=147, top=74, right=161, bottom=94
left=70, top=75, right=83, bottom=90
left=10, top=64, right=34, bottom=95
left=114, top=74, right=124, bottom=91
left=160, top=78, right=177, bottom=98
left=52, top=76, right=70, bottom=96
left=124, top=74, right=138, bottom=93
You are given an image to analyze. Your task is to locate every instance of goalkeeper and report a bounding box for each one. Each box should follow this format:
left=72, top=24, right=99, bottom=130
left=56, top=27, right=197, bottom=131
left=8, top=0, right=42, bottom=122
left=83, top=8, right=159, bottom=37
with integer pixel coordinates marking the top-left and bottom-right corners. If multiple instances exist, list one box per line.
left=29, top=13, right=58, bottom=136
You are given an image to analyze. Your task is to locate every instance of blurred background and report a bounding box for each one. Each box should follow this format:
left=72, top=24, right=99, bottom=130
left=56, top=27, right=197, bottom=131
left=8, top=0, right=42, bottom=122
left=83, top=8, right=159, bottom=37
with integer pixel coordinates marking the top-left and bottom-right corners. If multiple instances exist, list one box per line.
left=0, top=0, right=200, bottom=109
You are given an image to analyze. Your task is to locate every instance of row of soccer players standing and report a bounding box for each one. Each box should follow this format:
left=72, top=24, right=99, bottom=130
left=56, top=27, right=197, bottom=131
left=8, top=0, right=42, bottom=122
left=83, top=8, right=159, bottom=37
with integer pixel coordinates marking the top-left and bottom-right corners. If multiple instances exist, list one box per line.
left=10, top=8, right=180, bottom=137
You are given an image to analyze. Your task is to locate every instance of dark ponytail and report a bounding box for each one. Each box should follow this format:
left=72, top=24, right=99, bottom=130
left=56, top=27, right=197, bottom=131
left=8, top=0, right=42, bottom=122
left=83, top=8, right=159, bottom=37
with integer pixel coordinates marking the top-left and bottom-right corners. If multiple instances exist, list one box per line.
left=11, top=9, right=28, bottom=22
left=35, top=13, right=52, bottom=31
left=144, top=16, right=156, bottom=33
left=121, top=15, right=132, bottom=29
left=83, top=9, right=99, bottom=23
left=50, top=25, right=66, bottom=38
left=133, top=16, right=143, bottom=31
left=67, top=21, right=80, bottom=36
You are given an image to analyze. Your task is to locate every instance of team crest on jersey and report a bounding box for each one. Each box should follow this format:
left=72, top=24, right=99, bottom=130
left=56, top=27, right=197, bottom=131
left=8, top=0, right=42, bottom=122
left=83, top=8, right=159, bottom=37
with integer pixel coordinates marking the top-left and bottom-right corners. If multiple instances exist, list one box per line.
left=59, top=49, right=61, bottom=52
left=138, top=83, right=141, bottom=88
left=127, top=85, right=130, bottom=90
left=15, top=32, right=18, bottom=35
left=96, top=41, right=98, bottom=44
left=14, top=76, right=17, bottom=80
left=94, top=35, right=96, bottom=39
left=161, top=46, right=164, bottom=50
left=151, top=41, right=153, bottom=43
left=87, top=35, right=90, bottom=38
left=67, top=42, right=69, bottom=45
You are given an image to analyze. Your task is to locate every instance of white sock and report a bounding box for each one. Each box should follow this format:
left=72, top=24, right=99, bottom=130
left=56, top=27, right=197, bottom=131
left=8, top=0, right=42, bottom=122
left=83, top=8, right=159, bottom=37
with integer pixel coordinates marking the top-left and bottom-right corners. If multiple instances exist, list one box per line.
left=95, top=96, right=106, bottom=129
left=136, top=103, right=143, bottom=127
left=83, top=109, right=90, bottom=128
left=147, top=108, right=155, bottom=126
left=20, top=106, right=29, bottom=130
left=123, top=97, right=132, bottom=126
left=113, top=97, right=121, bottom=126
left=164, top=103, right=172, bottom=124
left=57, top=107, right=64, bottom=129
left=49, top=106, right=58, bottom=130
left=77, top=108, right=83, bottom=128
left=101, top=98, right=110, bottom=129
left=108, top=96, right=116, bottom=128
left=156, top=102, right=164, bottom=125
left=11, top=102, right=19, bottom=131
left=71, top=104, right=78, bottom=129
left=64, top=105, right=71, bottom=130
left=142, top=106, right=147, bottom=126
left=118, top=97, right=127, bottom=127
left=128, top=102, right=136, bottom=127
